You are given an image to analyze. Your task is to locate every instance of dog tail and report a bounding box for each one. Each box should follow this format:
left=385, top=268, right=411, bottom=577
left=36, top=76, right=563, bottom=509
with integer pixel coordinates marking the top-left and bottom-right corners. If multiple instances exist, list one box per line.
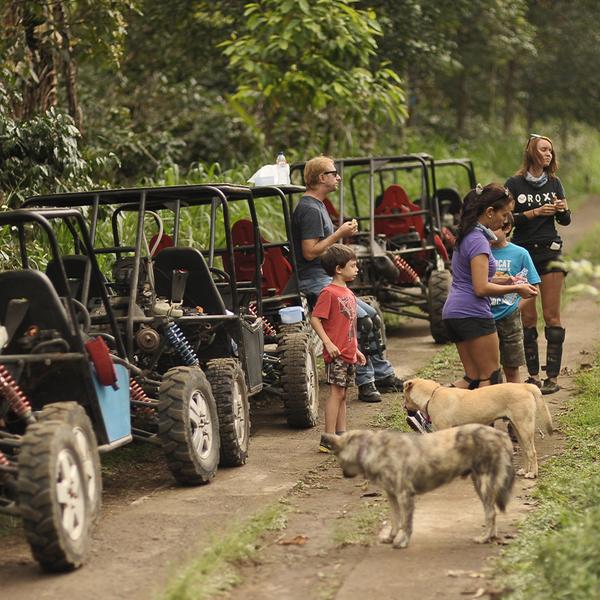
left=530, top=384, right=553, bottom=436
left=495, top=434, right=515, bottom=512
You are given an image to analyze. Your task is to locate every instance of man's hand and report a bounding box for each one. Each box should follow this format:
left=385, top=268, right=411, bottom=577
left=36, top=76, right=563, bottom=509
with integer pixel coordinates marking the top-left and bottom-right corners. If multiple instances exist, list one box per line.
left=336, top=220, right=358, bottom=239
left=356, top=350, right=366, bottom=366
left=325, top=341, right=341, bottom=359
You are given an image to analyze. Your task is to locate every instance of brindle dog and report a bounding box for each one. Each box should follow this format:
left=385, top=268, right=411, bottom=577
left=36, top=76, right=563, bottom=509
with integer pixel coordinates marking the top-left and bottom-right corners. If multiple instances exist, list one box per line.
left=324, top=424, right=514, bottom=549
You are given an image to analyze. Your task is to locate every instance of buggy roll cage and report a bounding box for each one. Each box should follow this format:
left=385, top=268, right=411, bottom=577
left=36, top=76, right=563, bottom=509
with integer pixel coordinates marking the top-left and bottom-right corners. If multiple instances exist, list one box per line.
left=290, top=154, right=438, bottom=248
left=0, top=207, right=127, bottom=359
left=24, top=186, right=265, bottom=356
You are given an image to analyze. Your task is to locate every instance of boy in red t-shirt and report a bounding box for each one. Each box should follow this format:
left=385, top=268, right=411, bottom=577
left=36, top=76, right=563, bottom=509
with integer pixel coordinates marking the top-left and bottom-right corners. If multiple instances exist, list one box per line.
left=311, top=244, right=366, bottom=452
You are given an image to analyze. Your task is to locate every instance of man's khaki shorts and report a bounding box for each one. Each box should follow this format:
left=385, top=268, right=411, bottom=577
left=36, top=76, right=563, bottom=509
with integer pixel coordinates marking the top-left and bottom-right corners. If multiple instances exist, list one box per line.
left=496, top=309, right=526, bottom=368
left=325, top=357, right=356, bottom=388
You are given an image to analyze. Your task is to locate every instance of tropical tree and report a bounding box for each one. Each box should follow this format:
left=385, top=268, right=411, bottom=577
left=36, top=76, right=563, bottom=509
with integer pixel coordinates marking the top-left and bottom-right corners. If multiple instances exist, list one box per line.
left=221, top=0, right=406, bottom=156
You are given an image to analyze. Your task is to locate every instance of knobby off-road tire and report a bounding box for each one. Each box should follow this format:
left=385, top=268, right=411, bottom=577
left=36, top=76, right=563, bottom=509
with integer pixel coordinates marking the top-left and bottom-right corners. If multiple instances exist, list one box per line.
left=358, top=294, right=387, bottom=357
left=37, top=402, right=102, bottom=524
left=205, top=359, right=250, bottom=467
left=18, top=420, right=92, bottom=572
left=158, top=366, right=220, bottom=485
left=279, top=332, right=319, bottom=428
left=427, top=269, right=451, bottom=343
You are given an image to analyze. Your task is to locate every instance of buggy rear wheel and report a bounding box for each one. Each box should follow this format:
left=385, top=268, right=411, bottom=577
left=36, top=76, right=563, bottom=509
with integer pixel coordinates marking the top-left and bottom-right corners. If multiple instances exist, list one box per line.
left=427, top=270, right=451, bottom=343
left=158, top=366, right=220, bottom=485
left=206, top=359, right=250, bottom=467
left=279, top=332, right=319, bottom=428
left=37, top=402, right=102, bottom=524
left=18, top=420, right=92, bottom=572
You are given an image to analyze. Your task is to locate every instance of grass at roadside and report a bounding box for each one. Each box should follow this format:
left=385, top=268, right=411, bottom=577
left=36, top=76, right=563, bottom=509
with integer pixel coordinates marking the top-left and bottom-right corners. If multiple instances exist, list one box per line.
left=160, top=502, right=287, bottom=600
left=494, top=352, right=600, bottom=599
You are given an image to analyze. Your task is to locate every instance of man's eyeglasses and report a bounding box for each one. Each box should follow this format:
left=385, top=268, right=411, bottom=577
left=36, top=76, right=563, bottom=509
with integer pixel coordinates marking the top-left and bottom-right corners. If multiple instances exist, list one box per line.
left=322, top=170, right=338, bottom=177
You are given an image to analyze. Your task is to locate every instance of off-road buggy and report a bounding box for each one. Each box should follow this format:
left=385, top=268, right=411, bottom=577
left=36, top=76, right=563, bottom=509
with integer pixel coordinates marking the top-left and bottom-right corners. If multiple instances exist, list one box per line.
left=227, top=184, right=320, bottom=428
left=24, top=185, right=266, bottom=477
left=291, top=155, right=452, bottom=343
left=0, top=207, right=133, bottom=572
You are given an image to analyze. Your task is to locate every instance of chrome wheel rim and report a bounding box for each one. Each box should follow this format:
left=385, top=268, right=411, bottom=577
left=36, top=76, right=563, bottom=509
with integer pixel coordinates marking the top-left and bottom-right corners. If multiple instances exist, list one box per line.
left=188, top=389, right=213, bottom=460
left=73, top=427, right=97, bottom=509
left=306, top=351, right=318, bottom=413
left=55, top=449, right=86, bottom=541
left=232, top=379, right=247, bottom=446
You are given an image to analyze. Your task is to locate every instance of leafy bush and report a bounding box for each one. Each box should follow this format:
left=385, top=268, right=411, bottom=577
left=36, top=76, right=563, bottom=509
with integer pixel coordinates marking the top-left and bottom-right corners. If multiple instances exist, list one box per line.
left=0, top=82, right=93, bottom=207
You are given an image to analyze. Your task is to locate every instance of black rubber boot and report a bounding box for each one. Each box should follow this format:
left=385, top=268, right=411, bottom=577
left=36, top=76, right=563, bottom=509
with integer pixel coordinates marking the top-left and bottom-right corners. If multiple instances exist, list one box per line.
left=523, top=327, right=540, bottom=377
left=545, top=326, right=565, bottom=378
left=543, top=326, right=565, bottom=394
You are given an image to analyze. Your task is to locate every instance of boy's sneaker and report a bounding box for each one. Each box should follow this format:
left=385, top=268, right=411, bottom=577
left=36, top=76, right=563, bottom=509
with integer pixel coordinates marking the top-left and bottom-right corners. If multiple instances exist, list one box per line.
left=406, top=411, right=432, bottom=434
left=319, top=434, right=334, bottom=453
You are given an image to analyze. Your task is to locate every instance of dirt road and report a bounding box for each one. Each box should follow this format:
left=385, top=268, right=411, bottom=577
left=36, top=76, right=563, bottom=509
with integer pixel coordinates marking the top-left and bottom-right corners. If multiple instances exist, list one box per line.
left=0, top=198, right=598, bottom=600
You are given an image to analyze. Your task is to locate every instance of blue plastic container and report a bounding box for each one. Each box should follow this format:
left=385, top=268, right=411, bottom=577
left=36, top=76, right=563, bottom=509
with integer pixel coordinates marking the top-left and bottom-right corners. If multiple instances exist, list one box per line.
left=278, top=306, right=304, bottom=324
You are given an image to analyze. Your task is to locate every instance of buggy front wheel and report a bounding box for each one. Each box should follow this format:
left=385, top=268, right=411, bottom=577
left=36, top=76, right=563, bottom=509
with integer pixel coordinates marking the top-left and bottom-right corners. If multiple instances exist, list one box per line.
left=18, top=420, right=92, bottom=572
left=279, top=332, right=319, bottom=428
left=37, top=402, right=102, bottom=524
left=206, top=359, right=250, bottom=467
left=158, top=366, right=220, bottom=485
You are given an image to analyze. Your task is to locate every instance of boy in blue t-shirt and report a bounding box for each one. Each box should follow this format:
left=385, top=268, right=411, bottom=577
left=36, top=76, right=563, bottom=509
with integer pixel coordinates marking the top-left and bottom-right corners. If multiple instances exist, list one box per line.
left=491, top=216, right=541, bottom=383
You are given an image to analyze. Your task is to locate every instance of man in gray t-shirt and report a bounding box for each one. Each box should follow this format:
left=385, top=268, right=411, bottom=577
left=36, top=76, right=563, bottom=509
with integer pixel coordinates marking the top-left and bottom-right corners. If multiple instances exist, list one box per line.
left=292, top=156, right=404, bottom=403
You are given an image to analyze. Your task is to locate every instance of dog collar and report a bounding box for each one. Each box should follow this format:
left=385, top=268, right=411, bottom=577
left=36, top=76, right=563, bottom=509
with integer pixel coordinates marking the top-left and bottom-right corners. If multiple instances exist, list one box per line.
left=423, top=384, right=443, bottom=420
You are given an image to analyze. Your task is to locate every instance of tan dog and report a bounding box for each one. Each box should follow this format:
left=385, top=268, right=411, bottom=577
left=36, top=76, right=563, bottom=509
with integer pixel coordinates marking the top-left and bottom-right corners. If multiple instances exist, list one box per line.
left=403, top=378, right=553, bottom=478
left=324, top=425, right=514, bottom=548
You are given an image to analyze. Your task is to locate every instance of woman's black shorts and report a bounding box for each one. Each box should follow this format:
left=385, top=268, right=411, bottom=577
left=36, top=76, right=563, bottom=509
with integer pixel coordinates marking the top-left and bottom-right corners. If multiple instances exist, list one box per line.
left=522, top=244, right=568, bottom=276
left=443, top=317, right=497, bottom=343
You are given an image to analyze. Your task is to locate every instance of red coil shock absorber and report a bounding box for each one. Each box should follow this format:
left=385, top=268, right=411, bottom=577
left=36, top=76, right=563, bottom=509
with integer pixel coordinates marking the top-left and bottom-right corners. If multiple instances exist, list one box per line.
left=130, top=378, right=154, bottom=417
left=248, top=303, right=277, bottom=337
left=0, top=364, right=34, bottom=424
left=393, top=255, right=421, bottom=284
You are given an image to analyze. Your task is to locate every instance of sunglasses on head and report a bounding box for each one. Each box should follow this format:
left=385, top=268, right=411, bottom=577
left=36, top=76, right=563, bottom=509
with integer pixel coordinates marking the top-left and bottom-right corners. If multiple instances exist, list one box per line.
left=526, top=133, right=549, bottom=148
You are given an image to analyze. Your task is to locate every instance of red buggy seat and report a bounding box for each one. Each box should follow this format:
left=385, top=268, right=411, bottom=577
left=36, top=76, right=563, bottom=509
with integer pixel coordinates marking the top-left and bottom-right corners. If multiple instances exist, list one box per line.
left=374, top=184, right=425, bottom=239
left=225, top=219, right=293, bottom=296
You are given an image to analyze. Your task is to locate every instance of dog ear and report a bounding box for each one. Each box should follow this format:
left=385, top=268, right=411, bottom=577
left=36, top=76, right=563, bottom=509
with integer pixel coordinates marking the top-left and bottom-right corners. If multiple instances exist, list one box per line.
left=404, top=380, right=414, bottom=392
left=322, top=433, right=342, bottom=452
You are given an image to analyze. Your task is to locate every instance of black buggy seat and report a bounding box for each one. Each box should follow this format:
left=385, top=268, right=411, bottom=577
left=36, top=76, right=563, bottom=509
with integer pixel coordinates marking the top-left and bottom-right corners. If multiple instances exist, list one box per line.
left=46, top=254, right=108, bottom=302
left=0, top=270, right=82, bottom=352
left=153, top=246, right=227, bottom=315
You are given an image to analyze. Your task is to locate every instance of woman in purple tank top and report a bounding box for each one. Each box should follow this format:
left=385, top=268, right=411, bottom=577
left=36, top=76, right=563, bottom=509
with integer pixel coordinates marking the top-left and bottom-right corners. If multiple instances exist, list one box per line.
left=442, top=184, right=538, bottom=389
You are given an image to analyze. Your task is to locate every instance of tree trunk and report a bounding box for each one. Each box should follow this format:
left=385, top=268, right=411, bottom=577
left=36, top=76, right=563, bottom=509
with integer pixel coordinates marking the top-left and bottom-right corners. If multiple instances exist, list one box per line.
left=456, top=71, right=467, bottom=137
left=502, top=59, right=517, bottom=134
left=22, top=2, right=58, bottom=118
left=52, top=0, right=82, bottom=131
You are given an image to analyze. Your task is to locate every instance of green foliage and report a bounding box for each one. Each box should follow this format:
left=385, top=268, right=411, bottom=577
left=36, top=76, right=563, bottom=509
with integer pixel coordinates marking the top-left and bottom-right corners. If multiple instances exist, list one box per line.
left=0, top=82, right=93, bottom=207
left=495, top=353, right=600, bottom=599
left=221, top=0, right=406, bottom=155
